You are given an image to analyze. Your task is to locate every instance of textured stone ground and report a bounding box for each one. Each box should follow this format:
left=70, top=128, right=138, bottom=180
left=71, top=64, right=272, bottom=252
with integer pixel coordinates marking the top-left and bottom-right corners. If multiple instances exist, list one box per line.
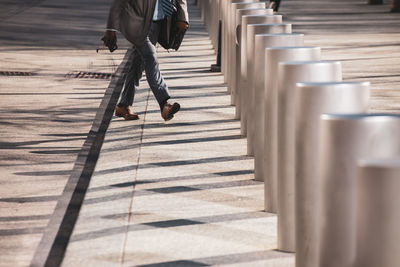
left=0, top=0, right=129, bottom=266
left=0, top=0, right=399, bottom=266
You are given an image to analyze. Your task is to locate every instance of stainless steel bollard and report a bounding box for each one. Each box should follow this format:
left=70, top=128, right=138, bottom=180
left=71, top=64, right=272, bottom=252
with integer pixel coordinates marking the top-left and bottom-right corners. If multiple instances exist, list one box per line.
left=244, top=33, right=304, bottom=142
left=356, top=158, right=400, bottom=267
left=207, top=0, right=222, bottom=63
left=241, top=32, right=297, bottom=138
left=204, top=0, right=218, bottom=44
left=221, top=0, right=230, bottom=80
left=319, top=114, right=400, bottom=267
left=245, top=33, right=304, bottom=144
left=263, top=47, right=321, bottom=212
left=295, top=82, right=370, bottom=267
left=246, top=24, right=291, bottom=157
left=222, top=0, right=255, bottom=83
left=231, top=10, right=274, bottom=106
left=277, top=61, right=343, bottom=253
left=208, top=1, right=216, bottom=48
left=213, top=0, right=221, bottom=48
left=227, top=2, right=266, bottom=92
left=221, top=0, right=232, bottom=79
left=236, top=15, right=282, bottom=120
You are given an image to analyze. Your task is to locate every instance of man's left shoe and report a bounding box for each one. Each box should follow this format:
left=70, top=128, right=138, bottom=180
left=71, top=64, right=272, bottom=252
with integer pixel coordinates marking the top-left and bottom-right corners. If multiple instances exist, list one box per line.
left=161, top=102, right=180, bottom=121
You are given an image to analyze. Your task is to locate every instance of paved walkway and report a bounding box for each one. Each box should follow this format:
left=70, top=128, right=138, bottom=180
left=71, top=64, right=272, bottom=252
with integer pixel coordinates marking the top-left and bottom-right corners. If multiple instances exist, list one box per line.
left=282, top=0, right=400, bottom=112
left=61, top=4, right=289, bottom=267
left=0, top=0, right=399, bottom=266
left=0, top=0, right=129, bottom=266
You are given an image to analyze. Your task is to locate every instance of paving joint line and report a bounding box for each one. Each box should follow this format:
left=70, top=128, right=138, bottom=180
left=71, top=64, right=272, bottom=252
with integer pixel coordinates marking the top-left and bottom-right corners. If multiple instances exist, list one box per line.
left=30, top=49, right=133, bottom=267
left=120, top=87, right=152, bottom=266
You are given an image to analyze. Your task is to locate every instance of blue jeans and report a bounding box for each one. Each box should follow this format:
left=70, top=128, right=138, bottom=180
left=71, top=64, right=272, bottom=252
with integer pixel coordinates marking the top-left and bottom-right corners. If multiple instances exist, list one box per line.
left=117, top=21, right=170, bottom=110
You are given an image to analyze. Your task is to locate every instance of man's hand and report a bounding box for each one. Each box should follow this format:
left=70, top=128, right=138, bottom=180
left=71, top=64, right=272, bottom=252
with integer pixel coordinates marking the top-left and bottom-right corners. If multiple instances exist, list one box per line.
left=176, top=21, right=189, bottom=32
left=102, top=30, right=117, bottom=52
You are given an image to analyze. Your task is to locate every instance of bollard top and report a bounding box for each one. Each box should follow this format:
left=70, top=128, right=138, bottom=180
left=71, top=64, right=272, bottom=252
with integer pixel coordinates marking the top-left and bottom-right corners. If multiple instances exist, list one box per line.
left=296, top=81, right=370, bottom=88
left=233, top=1, right=266, bottom=6
left=278, top=60, right=340, bottom=66
left=233, top=2, right=267, bottom=8
left=266, top=46, right=319, bottom=51
left=358, top=158, right=400, bottom=169
left=242, top=14, right=280, bottom=19
left=254, top=33, right=304, bottom=42
left=236, top=7, right=270, bottom=12
left=237, top=10, right=277, bottom=27
left=249, top=23, right=291, bottom=26
left=321, top=113, right=400, bottom=121
left=255, top=33, right=302, bottom=37
left=237, top=8, right=273, bottom=16
left=248, top=23, right=291, bottom=27
left=241, top=14, right=282, bottom=25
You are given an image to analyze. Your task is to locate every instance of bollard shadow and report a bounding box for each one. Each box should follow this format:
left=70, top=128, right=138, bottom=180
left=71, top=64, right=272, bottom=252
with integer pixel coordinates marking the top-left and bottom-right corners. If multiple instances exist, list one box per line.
left=134, top=250, right=293, bottom=267
left=70, top=211, right=269, bottom=243
left=87, top=169, right=254, bottom=193
left=100, top=134, right=243, bottom=154
left=92, top=155, right=251, bottom=177
left=103, top=125, right=238, bottom=145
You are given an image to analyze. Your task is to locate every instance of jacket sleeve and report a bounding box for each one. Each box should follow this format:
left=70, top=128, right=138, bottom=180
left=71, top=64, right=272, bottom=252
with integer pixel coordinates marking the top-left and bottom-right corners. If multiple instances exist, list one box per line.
left=106, top=0, right=124, bottom=31
left=176, top=0, right=189, bottom=23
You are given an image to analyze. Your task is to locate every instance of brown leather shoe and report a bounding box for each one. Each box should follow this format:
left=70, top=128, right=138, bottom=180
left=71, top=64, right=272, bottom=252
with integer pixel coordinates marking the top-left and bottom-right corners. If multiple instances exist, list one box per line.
left=115, top=106, right=139, bottom=120
left=161, top=102, right=180, bottom=121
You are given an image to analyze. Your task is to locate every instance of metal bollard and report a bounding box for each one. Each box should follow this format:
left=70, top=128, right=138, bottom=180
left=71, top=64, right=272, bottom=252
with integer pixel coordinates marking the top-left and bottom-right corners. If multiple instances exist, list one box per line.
left=241, top=31, right=295, bottom=137
left=222, top=0, right=253, bottom=83
left=227, top=0, right=272, bottom=93
left=231, top=10, right=274, bottom=106
left=262, top=47, right=321, bottom=212
left=200, top=0, right=206, bottom=22
left=204, top=0, right=211, bottom=34
left=247, top=24, right=292, bottom=164
left=246, top=24, right=292, bottom=157
left=318, top=114, right=400, bottom=267
left=277, top=61, right=343, bottom=253
left=295, top=82, right=370, bottom=267
left=243, top=33, right=304, bottom=142
left=356, top=158, right=400, bottom=267
left=227, top=1, right=273, bottom=92
left=243, top=33, right=304, bottom=141
left=209, top=0, right=219, bottom=47
left=236, top=15, right=282, bottom=120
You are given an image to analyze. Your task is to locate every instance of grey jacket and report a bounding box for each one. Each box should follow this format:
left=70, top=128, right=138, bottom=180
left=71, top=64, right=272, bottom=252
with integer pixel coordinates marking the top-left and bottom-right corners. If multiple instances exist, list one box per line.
left=107, top=0, right=189, bottom=46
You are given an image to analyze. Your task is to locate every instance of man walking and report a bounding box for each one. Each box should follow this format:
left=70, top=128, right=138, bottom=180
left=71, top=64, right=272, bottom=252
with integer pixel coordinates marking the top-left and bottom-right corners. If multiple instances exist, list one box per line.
left=103, top=0, right=189, bottom=121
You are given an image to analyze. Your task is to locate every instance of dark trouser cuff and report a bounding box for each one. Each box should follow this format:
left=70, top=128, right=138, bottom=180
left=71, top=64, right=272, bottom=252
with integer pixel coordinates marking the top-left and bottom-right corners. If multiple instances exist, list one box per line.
left=117, top=103, right=128, bottom=108
left=159, top=97, right=171, bottom=111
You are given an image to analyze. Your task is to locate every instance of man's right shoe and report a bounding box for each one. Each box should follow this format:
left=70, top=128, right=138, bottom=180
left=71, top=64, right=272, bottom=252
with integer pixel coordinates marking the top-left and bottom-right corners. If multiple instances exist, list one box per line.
left=115, top=106, right=139, bottom=120
left=161, top=102, right=180, bottom=121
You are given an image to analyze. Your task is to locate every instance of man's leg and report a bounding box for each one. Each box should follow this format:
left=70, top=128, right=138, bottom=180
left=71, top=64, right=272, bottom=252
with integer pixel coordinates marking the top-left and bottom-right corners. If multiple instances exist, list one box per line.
left=115, top=49, right=143, bottom=120
left=117, top=49, right=143, bottom=107
left=136, top=22, right=171, bottom=111
left=136, top=21, right=181, bottom=121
